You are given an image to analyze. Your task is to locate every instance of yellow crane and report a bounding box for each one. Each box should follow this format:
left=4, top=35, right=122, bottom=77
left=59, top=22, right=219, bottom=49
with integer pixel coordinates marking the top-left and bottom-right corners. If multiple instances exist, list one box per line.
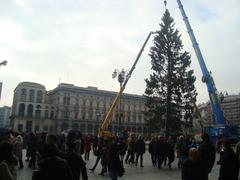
left=98, top=32, right=155, bottom=137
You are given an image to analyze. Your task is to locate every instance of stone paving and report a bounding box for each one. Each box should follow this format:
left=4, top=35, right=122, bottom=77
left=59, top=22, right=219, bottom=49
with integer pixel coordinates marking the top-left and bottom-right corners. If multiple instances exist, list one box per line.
left=17, top=150, right=220, bottom=180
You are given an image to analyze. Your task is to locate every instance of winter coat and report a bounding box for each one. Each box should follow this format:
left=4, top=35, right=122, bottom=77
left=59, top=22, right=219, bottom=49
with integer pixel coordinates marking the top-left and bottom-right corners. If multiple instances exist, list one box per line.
left=84, top=136, right=91, bottom=152
left=32, top=156, right=74, bottom=180
left=156, top=140, right=167, bottom=157
left=108, top=156, right=124, bottom=176
left=219, top=147, right=239, bottom=180
left=65, top=151, right=88, bottom=180
left=182, top=158, right=204, bottom=180
left=166, top=142, right=175, bottom=159
left=135, top=139, right=145, bottom=155
left=198, top=141, right=216, bottom=175
left=177, top=139, right=189, bottom=157
left=127, top=140, right=135, bottom=152
left=13, top=141, right=23, bottom=160
left=118, top=141, right=127, bottom=155
left=148, top=140, right=157, bottom=154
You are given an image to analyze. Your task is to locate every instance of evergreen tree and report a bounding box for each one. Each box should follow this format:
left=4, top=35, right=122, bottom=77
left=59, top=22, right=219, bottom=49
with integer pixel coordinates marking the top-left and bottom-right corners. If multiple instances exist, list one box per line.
left=144, top=9, right=197, bottom=136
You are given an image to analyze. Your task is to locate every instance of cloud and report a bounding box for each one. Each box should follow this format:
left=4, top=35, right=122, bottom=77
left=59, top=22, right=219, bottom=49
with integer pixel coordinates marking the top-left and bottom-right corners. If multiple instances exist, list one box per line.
left=0, top=0, right=239, bottom=106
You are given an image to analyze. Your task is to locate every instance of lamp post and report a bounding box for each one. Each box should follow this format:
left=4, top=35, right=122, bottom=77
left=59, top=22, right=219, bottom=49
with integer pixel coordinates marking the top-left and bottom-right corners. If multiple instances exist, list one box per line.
left=96, top=112, right=104, bottom=134
left=112, top=69, right=127, bottom=134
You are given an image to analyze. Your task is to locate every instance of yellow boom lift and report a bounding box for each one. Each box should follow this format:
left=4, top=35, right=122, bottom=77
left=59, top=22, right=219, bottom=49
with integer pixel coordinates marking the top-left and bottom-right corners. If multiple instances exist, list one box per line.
left=98, top=32, right=155, bottom=137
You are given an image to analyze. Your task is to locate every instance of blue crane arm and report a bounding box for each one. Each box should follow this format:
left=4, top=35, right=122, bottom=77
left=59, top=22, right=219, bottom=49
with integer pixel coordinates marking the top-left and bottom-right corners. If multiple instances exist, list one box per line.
left=176, top=0, right=225, bottom=127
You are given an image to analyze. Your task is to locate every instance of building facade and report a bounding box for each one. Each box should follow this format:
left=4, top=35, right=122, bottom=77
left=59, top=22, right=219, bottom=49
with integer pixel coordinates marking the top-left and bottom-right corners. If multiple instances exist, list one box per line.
left=12, top=82, right=148, bottom=135
left=0, top=106, right=11, bottom=128
left=195, top=94, right=240, bottom=130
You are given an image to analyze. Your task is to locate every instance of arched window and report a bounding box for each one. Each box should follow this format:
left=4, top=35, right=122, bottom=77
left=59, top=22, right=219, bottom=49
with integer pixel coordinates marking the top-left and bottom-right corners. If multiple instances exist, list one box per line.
left=35, top=105, right=41, bottom=118
left=36, top=90, right=43, bottom=103
left=20, top=88, right=26, bottom=101
left=29, top=89, right=35, bottom=102
left=27, top=104, right=33, bottom=117
left=18, top=103, right=25, bottom=116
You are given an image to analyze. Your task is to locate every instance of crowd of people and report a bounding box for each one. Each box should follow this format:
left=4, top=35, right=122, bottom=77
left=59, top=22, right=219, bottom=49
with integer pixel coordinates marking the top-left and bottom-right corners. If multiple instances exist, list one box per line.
left=0, top=130, right=239, bottom=180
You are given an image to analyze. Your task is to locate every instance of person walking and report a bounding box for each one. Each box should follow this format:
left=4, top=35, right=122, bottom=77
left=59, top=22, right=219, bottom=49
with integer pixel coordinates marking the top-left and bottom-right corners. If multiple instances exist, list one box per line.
left=107, top=142, right=124, bottom=180
left=197, top=133, right=216, bottom=180
left=176, top=136, right=189, bottom=168
left=182, top=148, right=203, bottom=180
left=118, top=138, right=127, bottom=164
left=166, top=137, right=175, bottom=169
left=134, top=135, right=145, bottom=167
left=148, top=137, right=157, bottom=166
left=84, top=134, right=91, bottom=160
left=125, top=136, right=136, bottom=164
left=32, top=143, right=74, bottom=180
left=156, top=136, right=167, bottom=169
left=13, top=134, right=24, bottom=169
left=64, top=142, right=88, bottom=180
left=90, top=137, right=103, bottom=172
left=28, top=133, right=38, bottom=169
left=218, top=140, right=239, bottom=180
left=0, top=141, right=18, bottom=180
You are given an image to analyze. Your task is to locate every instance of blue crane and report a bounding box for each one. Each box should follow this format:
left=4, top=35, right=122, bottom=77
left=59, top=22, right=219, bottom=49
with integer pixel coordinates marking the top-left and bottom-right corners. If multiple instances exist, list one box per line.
left=175, top=0, right=226, bottom=137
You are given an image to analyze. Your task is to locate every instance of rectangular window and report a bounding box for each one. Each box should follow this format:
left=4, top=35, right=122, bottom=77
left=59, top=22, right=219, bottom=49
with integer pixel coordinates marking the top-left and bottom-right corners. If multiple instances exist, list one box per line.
left=43, top=125, right=48, bottom=132
left=35, top=125, right=39, bottom=132
left=18, top=124, right=23, bottom=132
left=45, top=110, right=49, bottom=118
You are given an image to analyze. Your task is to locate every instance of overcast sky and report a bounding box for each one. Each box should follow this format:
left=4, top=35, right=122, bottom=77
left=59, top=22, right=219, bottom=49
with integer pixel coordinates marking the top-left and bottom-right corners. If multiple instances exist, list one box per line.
left=0, top=0, right=239, bottom=107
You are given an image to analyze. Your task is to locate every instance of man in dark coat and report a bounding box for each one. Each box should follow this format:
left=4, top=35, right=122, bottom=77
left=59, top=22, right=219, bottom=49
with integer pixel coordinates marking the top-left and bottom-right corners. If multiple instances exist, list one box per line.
left=65, top=142, right=88, bottom=180
left=134, top=136, right=145, bottom=167
left=218, top=140, right=239, bottom=180
left=197, top=133, right=216, bottom=180
left=148, top=137, right=157, bottom=166
left=32, top=144, right=74, bottom=180
left=156, top=136, right=167, bottom=169
left=182, top=147, right=204, bottom=180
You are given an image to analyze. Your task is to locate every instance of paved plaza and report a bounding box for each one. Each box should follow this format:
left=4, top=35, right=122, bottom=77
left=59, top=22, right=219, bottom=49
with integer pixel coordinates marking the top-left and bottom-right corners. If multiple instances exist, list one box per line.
left=17, top=150, right=220, bottom=180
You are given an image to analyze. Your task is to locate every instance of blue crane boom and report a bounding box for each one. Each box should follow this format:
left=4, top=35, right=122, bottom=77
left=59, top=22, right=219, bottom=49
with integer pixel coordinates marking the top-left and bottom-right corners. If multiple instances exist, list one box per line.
left=176, top=0, right=225, bottom=130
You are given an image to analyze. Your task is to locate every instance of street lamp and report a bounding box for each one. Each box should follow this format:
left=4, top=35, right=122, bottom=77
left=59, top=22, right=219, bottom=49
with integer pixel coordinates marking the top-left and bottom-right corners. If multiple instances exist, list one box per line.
left=96, top=112, right=104, bottom=133
left=112, top=69, right=128, bottom=133
left=0, top=60, right=7, bottom=67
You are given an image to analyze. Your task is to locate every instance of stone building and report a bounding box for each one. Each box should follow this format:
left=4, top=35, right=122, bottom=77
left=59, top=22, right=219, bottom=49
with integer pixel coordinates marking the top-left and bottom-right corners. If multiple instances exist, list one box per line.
left=11, top=82, right=148, bottom=135
left=195, top=94, right=240, bottom=130
left=0, top=106, right=11, bottom=128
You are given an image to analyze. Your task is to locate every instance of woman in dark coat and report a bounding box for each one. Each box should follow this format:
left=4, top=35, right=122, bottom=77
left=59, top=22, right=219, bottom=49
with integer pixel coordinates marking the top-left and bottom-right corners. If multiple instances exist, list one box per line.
left=107, top=142, right=124, bottom=180
left=218, top=140, right=239, bottom=180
